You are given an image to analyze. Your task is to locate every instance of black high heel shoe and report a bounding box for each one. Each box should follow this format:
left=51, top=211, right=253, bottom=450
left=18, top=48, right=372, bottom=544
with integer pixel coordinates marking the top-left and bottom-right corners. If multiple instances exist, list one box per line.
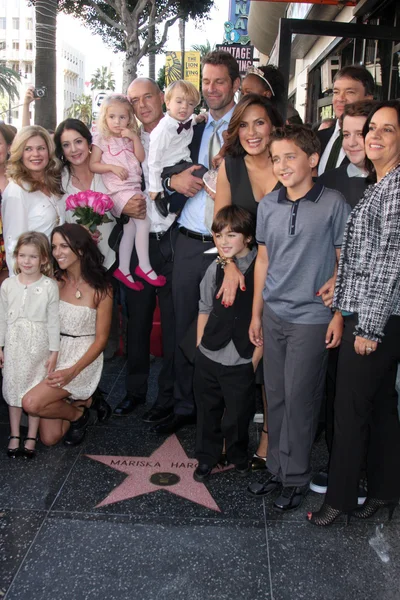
left=7, top=435, right=21, bottom=458
left=91, top=388, right=112, bottom=423
left=251, top=428, right=268, bottom=471
left=307, top=502, right=350, bottom=526
left=352, top=497, right=398, bottom=521
left=23, top=437, right=38, bottom=459
left=64, top=407, right=90, bottom=446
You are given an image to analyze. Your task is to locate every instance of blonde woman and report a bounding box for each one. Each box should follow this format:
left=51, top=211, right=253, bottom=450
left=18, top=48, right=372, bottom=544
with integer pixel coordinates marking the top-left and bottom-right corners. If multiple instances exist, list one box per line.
left=0, top=123, right=15, bottom=284
left=2, top=125, right=64, bottom=275
left=90, top=93, right=165, bottom=290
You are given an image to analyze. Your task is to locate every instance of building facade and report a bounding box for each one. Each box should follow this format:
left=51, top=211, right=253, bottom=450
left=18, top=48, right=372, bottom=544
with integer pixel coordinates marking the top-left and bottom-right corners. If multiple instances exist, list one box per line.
left=248, top=0, right=400, bottom=124
left=0, top=0, right=85, bottom=128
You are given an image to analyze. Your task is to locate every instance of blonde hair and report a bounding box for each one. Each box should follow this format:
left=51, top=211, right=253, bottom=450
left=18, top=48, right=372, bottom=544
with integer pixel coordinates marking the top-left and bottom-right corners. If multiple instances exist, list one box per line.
left=13, top=231, right=53, bottom=277
left=6, top=126, right=62, bottom=196
left=97, top=94, right=139, bottom=138
left=165, top=80, right=201, bottom=106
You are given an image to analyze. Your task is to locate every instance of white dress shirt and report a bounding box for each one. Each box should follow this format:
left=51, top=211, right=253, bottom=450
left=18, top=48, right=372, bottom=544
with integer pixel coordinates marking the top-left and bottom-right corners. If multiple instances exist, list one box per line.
left=140, top=125, right=176, bottom=234
left=62, top=170, right=116, bottom=270
left=148, top=112, right=195, bottom=193
left=2, top=180, right=65, bottom=275
left=318, top=120, right=346, bottom=175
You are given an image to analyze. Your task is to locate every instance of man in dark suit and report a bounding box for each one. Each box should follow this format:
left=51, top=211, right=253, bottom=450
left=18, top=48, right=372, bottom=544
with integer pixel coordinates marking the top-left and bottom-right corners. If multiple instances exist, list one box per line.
left=317, top=65, right=375, bottom=175
left=152, top=51, right=241, bottom=435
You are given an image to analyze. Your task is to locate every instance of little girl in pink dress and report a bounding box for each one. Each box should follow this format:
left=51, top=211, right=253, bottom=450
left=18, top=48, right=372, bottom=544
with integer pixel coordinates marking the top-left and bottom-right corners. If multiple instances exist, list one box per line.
left=90, top=93, right=165, bottom=290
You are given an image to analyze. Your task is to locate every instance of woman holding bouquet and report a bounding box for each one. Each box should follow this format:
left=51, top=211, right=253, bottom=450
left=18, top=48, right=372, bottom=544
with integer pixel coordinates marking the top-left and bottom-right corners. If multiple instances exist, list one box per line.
left=22, top=223, right=113, bottom=447
left=54, top=119, right=116, bottom=271
left=2, top=126, right=65, bottom=275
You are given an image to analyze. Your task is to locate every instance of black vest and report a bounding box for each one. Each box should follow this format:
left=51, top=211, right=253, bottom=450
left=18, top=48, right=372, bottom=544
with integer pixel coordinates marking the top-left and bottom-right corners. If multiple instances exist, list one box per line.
left=201, top=258, right=256, bottom=359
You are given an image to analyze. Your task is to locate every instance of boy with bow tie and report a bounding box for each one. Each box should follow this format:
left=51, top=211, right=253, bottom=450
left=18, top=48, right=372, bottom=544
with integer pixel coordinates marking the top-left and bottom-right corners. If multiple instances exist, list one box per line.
left=148, top=80, right=206, bottom=216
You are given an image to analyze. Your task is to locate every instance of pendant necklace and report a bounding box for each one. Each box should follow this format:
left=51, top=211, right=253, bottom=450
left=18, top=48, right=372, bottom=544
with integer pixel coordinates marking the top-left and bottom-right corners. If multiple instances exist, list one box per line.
left=68, top=275, right=84, bottom=299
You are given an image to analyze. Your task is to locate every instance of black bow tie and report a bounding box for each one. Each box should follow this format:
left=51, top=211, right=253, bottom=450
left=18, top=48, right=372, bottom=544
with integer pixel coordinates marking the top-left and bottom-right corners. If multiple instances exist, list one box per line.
left=177, top=120, right=192, bottom=134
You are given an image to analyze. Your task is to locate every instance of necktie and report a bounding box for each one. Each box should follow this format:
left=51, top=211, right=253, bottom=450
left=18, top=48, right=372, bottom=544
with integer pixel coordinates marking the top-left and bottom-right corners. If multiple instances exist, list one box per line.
left=204, top=120, right=226, bottom=231
left=208, top=120, right=225, bottom=168
left=177, top=120, right=192, bottom=134
left=325, top=133, right=343, bottom=172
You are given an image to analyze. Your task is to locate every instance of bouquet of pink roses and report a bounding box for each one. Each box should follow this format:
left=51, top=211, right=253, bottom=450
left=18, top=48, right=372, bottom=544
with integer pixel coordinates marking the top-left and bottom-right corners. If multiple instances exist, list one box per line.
left=65, top=191, right=114, bottom=239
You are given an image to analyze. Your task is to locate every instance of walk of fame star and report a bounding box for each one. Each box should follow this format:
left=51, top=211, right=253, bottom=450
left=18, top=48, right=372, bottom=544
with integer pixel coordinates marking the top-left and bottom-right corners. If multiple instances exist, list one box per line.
left=86, top=434, right=233, bottom=512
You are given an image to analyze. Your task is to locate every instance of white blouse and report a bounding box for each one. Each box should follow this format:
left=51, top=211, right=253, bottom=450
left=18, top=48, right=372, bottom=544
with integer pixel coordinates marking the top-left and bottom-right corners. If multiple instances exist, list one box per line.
left=62, top=170, right=116, bottom=271
left=2, top=180, right=65, bottom=276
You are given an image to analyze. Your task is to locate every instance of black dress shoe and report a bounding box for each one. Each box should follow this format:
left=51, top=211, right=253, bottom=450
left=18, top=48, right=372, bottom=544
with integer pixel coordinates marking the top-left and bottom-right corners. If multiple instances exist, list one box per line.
left=247, top=473, right=281, bottom=497
left=193, top=463, right=213, bottom=482
left=142, top=406, right=173, bottom=424
left=64, top=408, right=90, bottom=446
left=152, top=413, right=196, bottom=435
left=91, top=388, right=112, bottom=423
left=273, top=485, right=308, bottom=511
left=234, top=461, right=251, bottom=476
left=113, top=394, right=146, bottom=416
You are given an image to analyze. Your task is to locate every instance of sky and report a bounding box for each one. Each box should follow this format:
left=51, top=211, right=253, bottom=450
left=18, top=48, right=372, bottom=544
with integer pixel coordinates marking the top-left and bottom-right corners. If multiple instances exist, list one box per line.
left=57, top=0, right=230, bottom=91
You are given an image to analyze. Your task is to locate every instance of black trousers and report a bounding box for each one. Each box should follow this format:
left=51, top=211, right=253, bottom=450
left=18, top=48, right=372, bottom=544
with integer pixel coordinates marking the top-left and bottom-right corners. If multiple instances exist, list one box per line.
left=125, top=235, right=175, bottom=406
left=194, top=351, right=256, bottom=466
left=326, top=314, right=400, bottom=511
left=172, top=231, right=214, bottom=415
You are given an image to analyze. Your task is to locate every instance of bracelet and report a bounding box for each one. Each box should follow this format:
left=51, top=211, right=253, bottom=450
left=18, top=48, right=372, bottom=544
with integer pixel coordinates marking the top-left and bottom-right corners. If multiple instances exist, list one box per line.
left=216, top=255, right=235, bottom=269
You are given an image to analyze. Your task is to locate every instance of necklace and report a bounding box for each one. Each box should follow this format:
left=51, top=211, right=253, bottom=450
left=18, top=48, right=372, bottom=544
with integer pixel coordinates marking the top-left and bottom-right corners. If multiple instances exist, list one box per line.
left=67, top=275, right=84, bottom=299
left=46, top=194, right=61, bottom=225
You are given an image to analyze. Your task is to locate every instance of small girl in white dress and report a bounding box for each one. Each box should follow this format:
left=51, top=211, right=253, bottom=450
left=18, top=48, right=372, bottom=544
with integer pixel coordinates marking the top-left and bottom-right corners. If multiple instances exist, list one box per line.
left=0, top=232, right=60, bottom=458
left=90, top=94, right=166, bottom=291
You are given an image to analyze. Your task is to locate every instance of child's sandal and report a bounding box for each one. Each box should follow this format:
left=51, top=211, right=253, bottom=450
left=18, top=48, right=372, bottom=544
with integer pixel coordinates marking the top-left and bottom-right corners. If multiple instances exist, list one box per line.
left=23, top=436, right=38, bottom=460
left=7, top=435, right=22, bottom=458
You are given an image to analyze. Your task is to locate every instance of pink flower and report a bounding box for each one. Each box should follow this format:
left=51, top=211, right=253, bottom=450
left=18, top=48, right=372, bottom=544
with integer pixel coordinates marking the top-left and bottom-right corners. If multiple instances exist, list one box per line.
left=65, top=190, right=114, bottom=224
left=92, top=198, right=105, bottom=215
left=65, top=194, right=78, bottom=210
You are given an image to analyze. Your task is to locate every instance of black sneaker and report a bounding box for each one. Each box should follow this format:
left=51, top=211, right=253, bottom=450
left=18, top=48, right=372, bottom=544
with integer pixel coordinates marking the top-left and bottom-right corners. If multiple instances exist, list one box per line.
left=310, top=467, right=328, bottom=494
left=274, top=485, right=308, bottom=511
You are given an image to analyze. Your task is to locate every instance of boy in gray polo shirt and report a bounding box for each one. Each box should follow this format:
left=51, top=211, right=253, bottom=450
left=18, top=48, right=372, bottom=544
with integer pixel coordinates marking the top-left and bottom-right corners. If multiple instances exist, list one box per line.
left=248, top=125, right=351, bottom=511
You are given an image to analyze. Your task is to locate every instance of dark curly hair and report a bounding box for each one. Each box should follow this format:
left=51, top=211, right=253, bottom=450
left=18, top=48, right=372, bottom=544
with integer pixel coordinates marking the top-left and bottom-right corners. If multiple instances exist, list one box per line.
left=53, top=119, right=92, bottom=172
left=223, top=94, right=284, bottom=158
left=51, top=223, right=111, bottom=305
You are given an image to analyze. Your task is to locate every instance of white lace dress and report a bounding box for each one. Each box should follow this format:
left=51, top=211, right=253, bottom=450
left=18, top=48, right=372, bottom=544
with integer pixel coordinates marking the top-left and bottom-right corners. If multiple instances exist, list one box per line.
left=56, top=300, right=103, bottom=400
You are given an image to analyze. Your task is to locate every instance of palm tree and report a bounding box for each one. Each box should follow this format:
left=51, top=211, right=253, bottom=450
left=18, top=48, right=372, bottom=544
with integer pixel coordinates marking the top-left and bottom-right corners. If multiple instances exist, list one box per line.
left=67, top=95, right=93, bottom=127
left=191, top=41, right=215, bottom=58
left=0, top=64, right=21, bottom=100
left=90, top=67, right=116, bottom=91
left=35, top=0, right=57, bottom=129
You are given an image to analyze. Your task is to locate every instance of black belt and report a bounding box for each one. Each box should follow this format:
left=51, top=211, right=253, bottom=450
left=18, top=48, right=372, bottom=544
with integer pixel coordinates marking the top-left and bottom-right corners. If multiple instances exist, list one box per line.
left=61, top=333, right=93, bottom=338
left=149, top=231, right=167, bottom=240
left=179, top=226, right=213, bottom=243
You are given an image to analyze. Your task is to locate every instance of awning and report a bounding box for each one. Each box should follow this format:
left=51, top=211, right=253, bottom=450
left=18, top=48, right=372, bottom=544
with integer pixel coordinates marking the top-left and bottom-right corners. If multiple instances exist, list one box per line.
left=248, top=1, right=288, bottom=56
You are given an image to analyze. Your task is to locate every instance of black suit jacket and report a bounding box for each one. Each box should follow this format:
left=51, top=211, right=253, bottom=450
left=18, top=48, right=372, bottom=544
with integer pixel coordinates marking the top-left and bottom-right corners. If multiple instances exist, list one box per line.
left=317, top=124, right=336, bottom=156
left=189, top=121, right=206, bottom=163
left=317, top=122, right=349, bottom=172
left=317, top=163, right=368, bottom=209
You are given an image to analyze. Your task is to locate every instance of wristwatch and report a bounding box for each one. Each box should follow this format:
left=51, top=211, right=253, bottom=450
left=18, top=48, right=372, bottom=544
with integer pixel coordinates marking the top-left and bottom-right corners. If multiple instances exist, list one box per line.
left=165, top=177, right=173, bottom=192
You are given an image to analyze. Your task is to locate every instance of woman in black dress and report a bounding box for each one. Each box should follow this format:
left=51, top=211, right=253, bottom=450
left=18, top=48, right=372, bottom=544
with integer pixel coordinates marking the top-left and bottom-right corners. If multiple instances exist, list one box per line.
left=214, top=94, right=283, bottom=468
